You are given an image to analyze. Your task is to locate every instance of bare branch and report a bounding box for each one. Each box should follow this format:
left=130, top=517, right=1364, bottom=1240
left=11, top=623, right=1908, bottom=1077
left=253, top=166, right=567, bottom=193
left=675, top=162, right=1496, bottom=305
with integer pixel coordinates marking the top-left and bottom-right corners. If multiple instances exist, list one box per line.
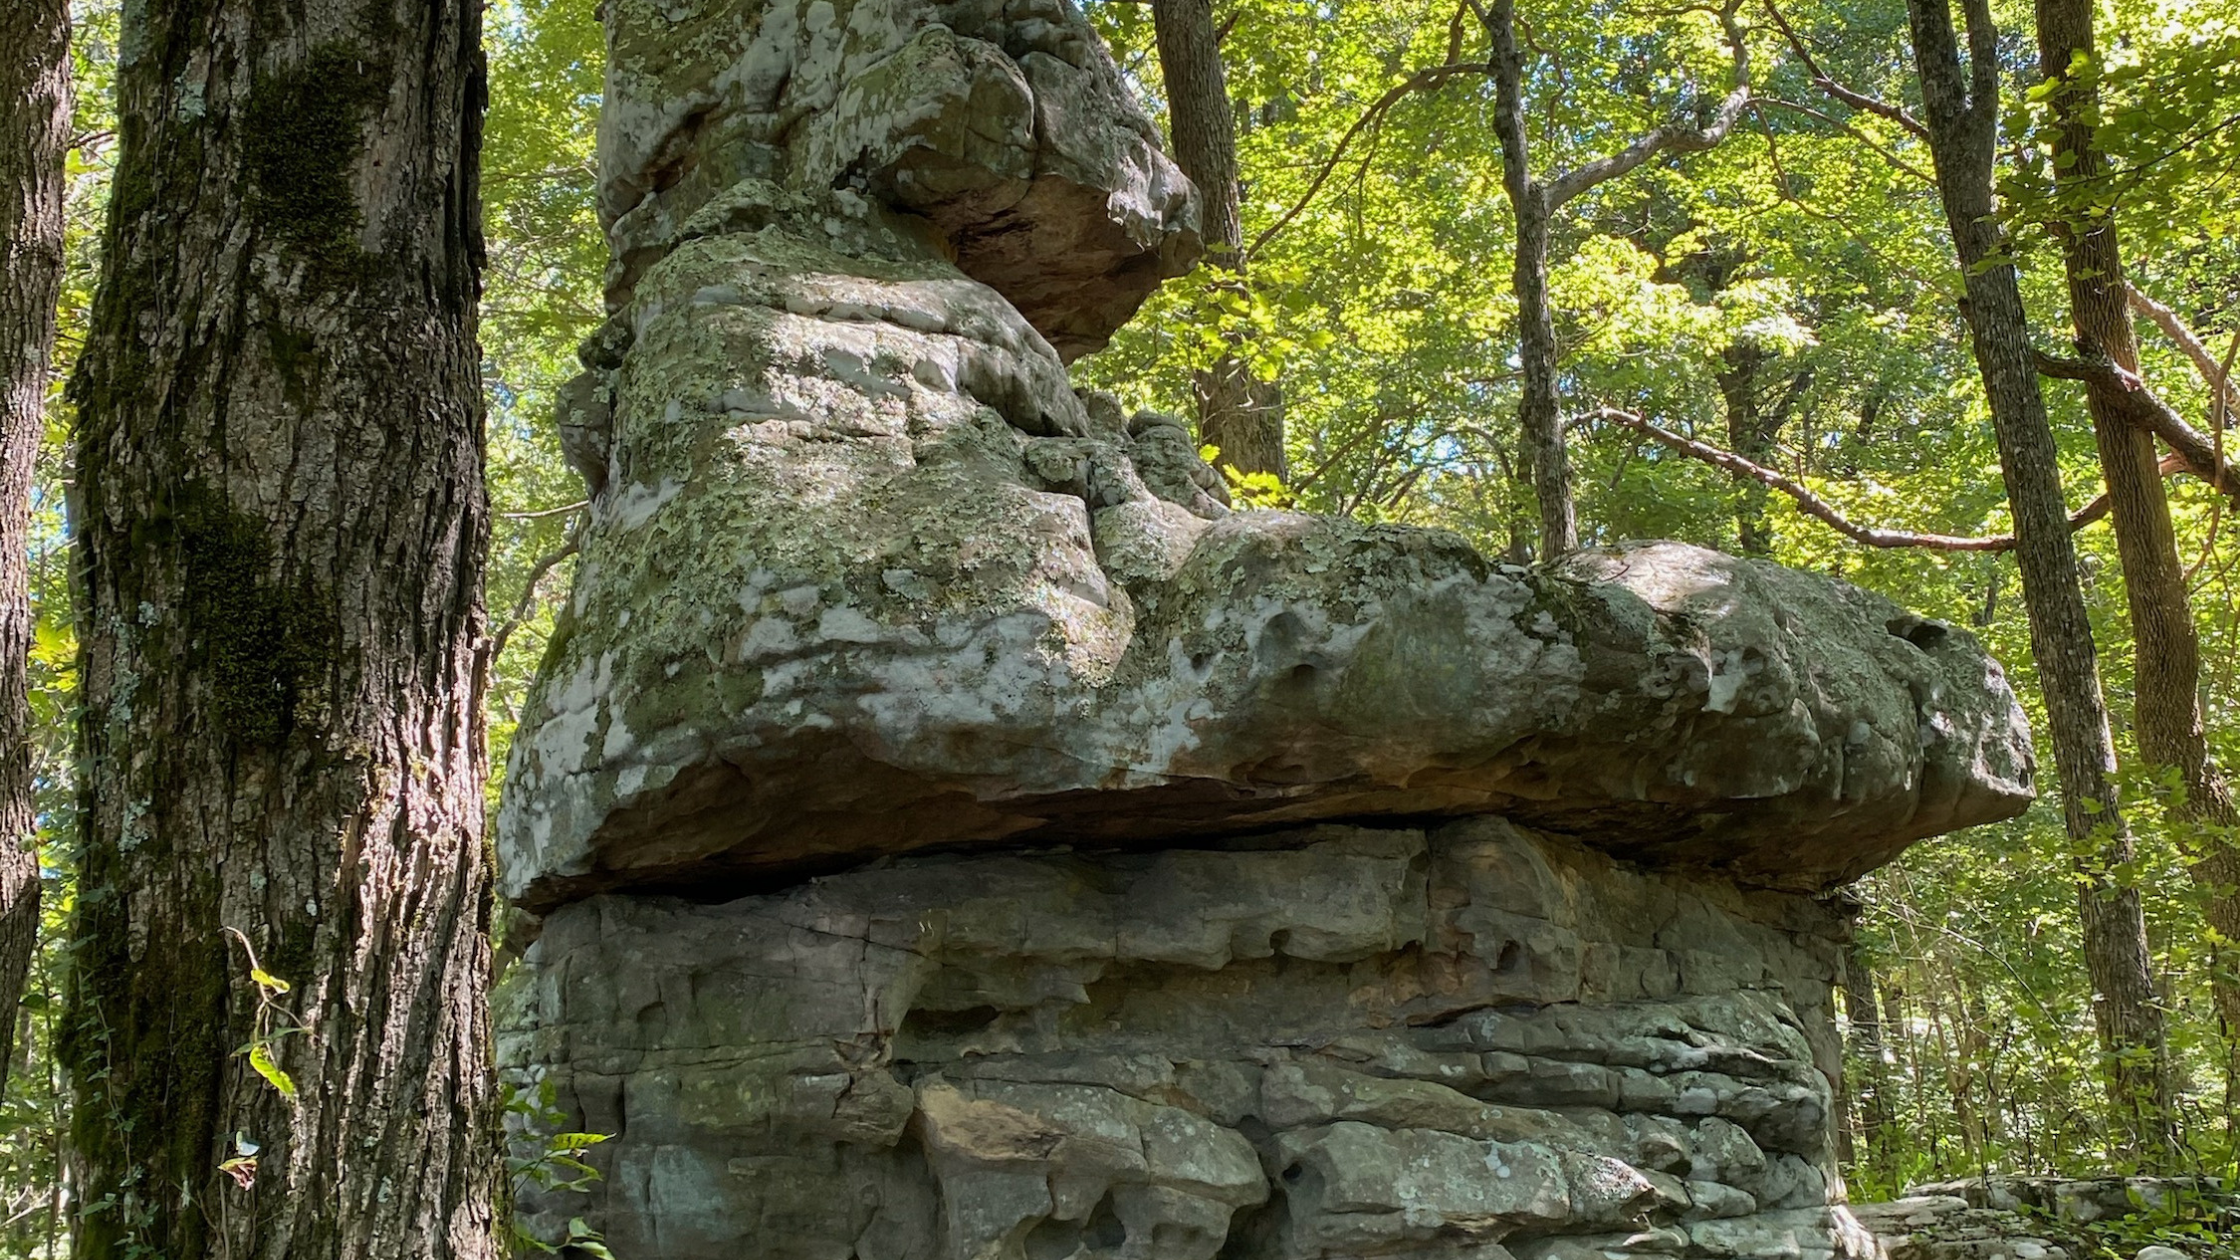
left=2128, top=282, right=2240, bottom=421
left=2034, top=349, right=2240, bottom=494
left=1545, top=8, right=1752, bottom=207
left=1594, top=407, right=2109, bottom=551
left=1246, top=61, right=1491, bottom=260
left=1749, top=97, right=1935, bottom=184
left=489, top=530, right=585, bottom=663
left=1763, top=0, right=1930, bottom=139
left=498, top=499, right=589, bottom=521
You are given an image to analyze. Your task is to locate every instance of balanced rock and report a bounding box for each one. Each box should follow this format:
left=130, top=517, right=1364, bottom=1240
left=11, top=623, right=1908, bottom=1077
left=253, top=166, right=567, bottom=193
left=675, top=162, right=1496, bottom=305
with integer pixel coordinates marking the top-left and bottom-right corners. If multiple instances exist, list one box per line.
left=496, top=1, right=2039, bottom=1257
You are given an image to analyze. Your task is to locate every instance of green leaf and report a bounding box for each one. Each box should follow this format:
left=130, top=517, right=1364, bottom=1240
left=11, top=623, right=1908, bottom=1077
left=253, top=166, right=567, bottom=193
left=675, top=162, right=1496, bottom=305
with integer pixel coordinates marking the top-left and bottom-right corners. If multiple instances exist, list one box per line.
left=249, top=968, right=291, bottom=995
left=550, top=1131, right=610, bottom=1150
left=248, top=1043, right=297, bottom=1098
left=566, top=1218, right=618, bottom=1259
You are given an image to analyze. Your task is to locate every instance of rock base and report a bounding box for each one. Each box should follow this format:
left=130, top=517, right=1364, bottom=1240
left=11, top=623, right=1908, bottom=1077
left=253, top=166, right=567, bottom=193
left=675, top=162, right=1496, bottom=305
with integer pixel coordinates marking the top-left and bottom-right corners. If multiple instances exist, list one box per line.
left=1849, top=1197, right=2071, bottom=1260
left=500, top=818, right=1891, bottom=1259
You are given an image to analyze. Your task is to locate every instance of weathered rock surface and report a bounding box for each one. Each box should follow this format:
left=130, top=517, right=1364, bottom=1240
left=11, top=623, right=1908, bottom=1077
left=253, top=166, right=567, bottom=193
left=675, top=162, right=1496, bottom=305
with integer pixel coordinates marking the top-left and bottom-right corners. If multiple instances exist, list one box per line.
left=1848, top=1177, right=2231, bottom=1260
left=597, top=0, right=1201, bottom=357
left=1848, top=1196, right=2072, bottom=1260
left=500, top=819, right=1892, bottom=1259
left=1906, top=1177, right=2218, bottom=1227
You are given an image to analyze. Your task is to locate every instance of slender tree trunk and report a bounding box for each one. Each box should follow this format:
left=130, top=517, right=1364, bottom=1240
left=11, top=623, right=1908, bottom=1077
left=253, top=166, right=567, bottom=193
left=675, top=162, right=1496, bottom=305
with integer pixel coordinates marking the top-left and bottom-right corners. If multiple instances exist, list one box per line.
left=1717, top=343, right=1810, bottom=558
left=1484, top=0, right=1748, bottom=558
left=0, top=0, right=69, bottom=1104
left=1153, top=0, right=1285, bottom=480
left=1718, top=343, right=1773, bottom=556
left=2035, top=0, right=2240, bottom=1096
left=1487, top=0, right=1573, bottom=558
left=1905, top=0, right=2172, bottom=1159
left=62, top=1, right=499, bottom=1255
left=1843, top=938, right=1891, bottom=1162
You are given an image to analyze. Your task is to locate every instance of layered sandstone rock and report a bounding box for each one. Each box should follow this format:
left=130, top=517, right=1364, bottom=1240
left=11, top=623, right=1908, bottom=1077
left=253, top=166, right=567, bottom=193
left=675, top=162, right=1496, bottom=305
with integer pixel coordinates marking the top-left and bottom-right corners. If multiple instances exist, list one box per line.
left=500, top=820, right=1889, bottom=1260
left=495, top=2, right=2041, bottom=1257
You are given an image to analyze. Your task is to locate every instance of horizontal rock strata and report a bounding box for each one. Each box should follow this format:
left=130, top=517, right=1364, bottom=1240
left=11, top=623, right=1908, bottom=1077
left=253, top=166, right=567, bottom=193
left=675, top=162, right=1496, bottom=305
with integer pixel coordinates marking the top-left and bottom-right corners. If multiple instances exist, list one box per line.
left=501, top=819, right=1893, bottom=1259
left=1848, top=1197, right=2071, bottom=1260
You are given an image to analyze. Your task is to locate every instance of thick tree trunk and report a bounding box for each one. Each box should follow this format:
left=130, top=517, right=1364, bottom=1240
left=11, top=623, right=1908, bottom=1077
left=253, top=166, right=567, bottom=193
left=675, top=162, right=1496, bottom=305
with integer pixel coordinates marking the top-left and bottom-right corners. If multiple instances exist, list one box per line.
left=0, top=0, right=69, bottom=1102
left=2035, top=0, right=2240, bottom=1093
left=1487, top=0, right=1574, bottom=559
left=1905, top=0, right=2172, bottom=1159
left=62, top=1, right=499, bottom=1255
left=1153, top=0, right=1285, bottom=481
left=1153, top=0, right=1239, bottom=258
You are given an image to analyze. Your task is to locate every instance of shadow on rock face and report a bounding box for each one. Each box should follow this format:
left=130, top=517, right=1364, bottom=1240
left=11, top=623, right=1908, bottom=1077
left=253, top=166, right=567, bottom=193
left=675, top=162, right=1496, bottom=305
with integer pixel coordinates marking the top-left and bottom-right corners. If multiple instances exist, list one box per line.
left=501, top=0, right=2034, bottom=914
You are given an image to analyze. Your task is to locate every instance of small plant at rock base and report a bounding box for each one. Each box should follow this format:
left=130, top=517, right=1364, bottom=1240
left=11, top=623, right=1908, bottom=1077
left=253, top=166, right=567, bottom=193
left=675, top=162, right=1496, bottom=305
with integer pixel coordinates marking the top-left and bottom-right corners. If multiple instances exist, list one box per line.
left=2066, top=1178, right=2240, bottom=1260
left=503, top=1078, right=616, bottom=1258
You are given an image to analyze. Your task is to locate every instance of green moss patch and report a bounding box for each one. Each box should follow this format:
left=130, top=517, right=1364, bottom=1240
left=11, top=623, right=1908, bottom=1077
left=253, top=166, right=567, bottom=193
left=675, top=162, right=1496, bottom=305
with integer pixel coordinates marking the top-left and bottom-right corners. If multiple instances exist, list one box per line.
left=176, top=486, right=336, bottom=745
left=242, top=43, right=391, bottom=283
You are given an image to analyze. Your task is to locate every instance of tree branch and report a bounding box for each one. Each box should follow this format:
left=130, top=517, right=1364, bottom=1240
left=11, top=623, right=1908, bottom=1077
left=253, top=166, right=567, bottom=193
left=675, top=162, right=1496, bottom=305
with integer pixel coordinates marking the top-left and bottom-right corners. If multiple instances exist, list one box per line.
left=489, top=530, right=584, bottom=664
left=1245, top=61, right=1491, bottom=260
left=1545, top=6, right=1753, bottom=208
left=1748, top=97, right=1935, bottom=183
left=1594, top=407, right=2109, bottom=551
left=498, top=499, right=589, bottom=521
left=2034, top=349, right=2240, bottom=494
left=1762, top=0, right=1930, bottom=139
left=2127, top=282, right=2240, bottom=421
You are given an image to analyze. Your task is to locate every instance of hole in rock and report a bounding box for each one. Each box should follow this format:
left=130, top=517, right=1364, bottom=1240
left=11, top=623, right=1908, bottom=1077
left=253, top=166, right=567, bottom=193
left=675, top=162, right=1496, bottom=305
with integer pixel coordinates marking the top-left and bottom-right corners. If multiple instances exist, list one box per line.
left=1085, top=1196, right=1127, bottom=1250
left=1494, top=939, right=1523, bottom=973
left=893, top=1004, right=1003, bottom=1052
left=1885, top=615, right=1949, bottom=649
left=1023, top=1215, right=1083, bottom=1260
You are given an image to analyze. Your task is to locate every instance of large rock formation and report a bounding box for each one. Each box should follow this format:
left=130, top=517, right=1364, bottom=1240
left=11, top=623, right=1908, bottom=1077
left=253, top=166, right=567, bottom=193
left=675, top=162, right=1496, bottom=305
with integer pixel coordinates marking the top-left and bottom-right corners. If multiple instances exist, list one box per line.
left=496, top=1, right=2039, bottom=1256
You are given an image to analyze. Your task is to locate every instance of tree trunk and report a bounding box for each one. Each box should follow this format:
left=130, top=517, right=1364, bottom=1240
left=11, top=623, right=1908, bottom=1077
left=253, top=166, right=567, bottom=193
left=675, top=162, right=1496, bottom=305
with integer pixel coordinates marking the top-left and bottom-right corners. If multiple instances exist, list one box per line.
left=62, top=1, right=499, bottom=1255
left=1717, top=343, right=1810, bottom=559
left=1153, top=0, right=1285, bottom=481
left=1487, top=0, right=1574, bottom=559
left=2035, top=0, right=2240, bottom=1096
left=0, top=0, right=69, bottom=1104
left=1843, top=938, right=1891, bottom=1161
left=1153, top=0, right=1239, bottom=259
left=1718, top=343, right=1773, bottom=556
left=1904, top=0, right=2172, bottom=1159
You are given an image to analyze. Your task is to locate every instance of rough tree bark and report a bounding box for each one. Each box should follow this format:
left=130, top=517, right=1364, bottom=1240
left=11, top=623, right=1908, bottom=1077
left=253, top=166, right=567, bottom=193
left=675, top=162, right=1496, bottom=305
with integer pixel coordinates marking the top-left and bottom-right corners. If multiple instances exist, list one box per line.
left=1904, top=0, right=2172, bottom=1156
left=1152, top=0, right=1286, bottom=480
left=0, top=0, right=68, bottom=1102
left=2035, top=0, right=2240, bottom=1092
left=1484, top=0, right=1751, bottom=559
left=62, top=0, right=499, bottom=1255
